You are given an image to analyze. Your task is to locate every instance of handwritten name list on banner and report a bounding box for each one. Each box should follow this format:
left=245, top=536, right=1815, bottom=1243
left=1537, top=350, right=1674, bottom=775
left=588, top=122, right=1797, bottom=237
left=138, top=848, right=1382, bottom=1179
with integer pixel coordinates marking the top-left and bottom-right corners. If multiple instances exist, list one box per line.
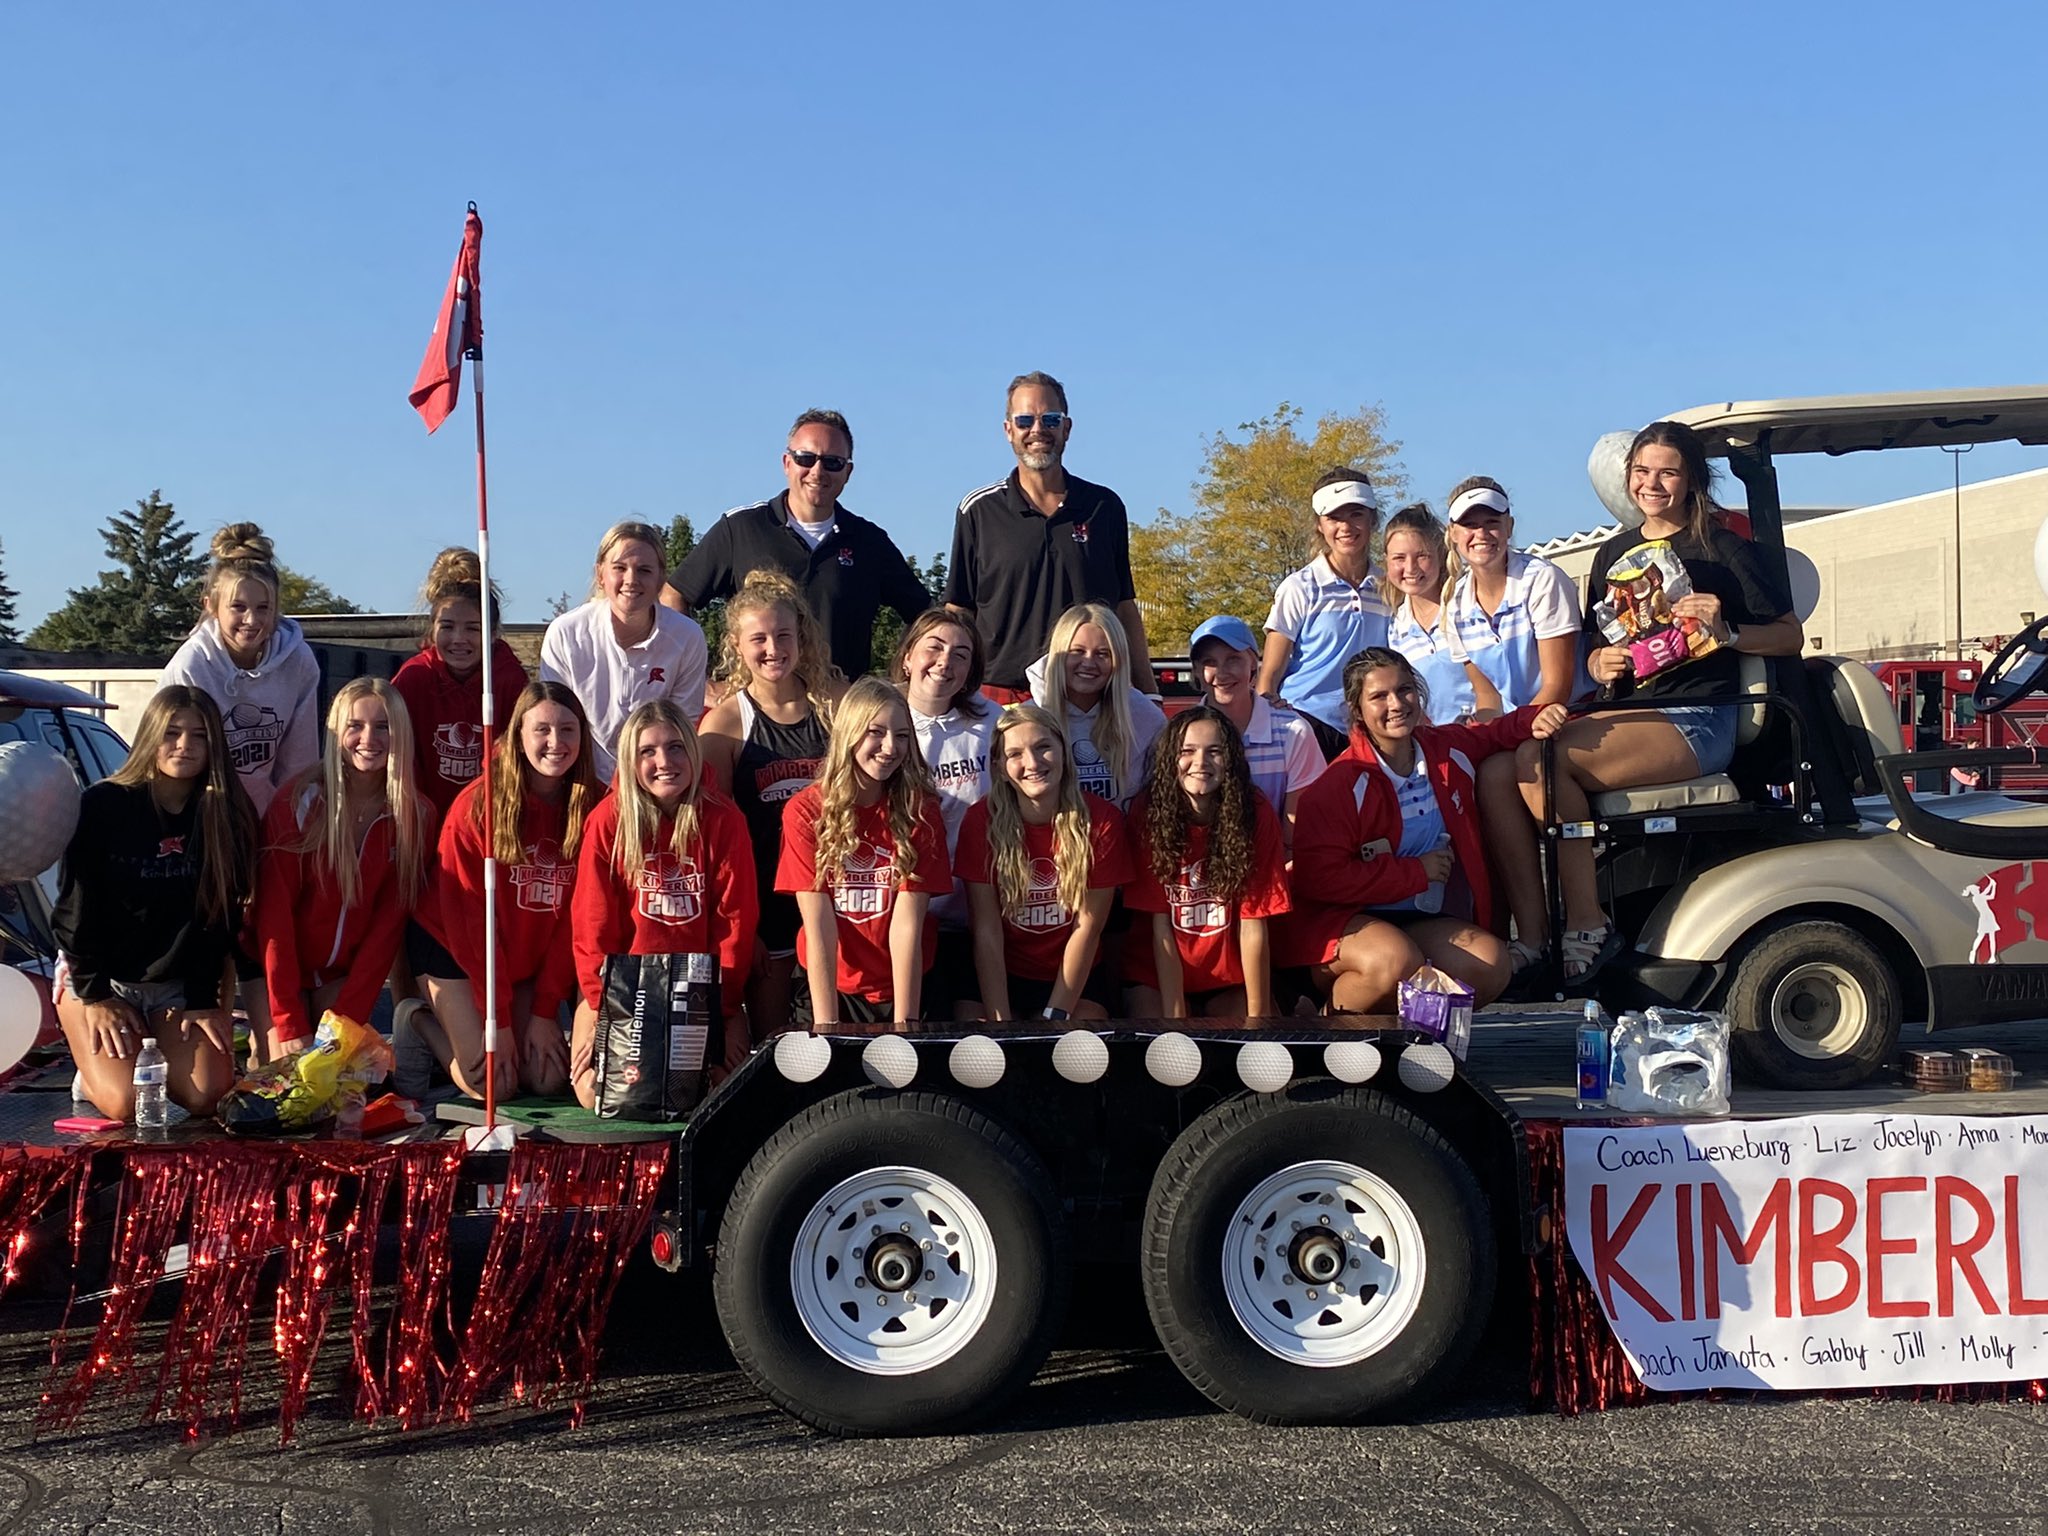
left=1563, top=1114, right=2048, bottom=1390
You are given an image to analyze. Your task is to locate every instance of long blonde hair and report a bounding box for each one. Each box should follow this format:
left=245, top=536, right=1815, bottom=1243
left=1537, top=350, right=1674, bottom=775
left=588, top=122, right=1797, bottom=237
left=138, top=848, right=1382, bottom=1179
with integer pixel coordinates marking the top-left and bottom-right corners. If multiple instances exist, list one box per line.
left=719, top=567, right=840, bottom=722
left=611, top=699, right=706, bottom=880
left=285, top=678, right=429, bottom=908
left=985, top=703, right=1092, bottom=920
left=1041, top=604, right=1139, bottom=802
left=108, top=686, right=258, bottom=926
left=477, top=681, right=601, bottom=864
left=811, top=677, right=935, bottom=888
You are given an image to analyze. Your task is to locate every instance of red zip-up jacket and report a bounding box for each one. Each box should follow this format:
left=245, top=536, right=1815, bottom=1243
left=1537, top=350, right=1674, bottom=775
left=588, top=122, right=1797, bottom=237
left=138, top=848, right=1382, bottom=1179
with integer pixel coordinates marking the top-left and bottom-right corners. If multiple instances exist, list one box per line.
left=254, top=779, right=435, bottom=1042
left=392, top=641, right=532, bottom=818
left=420, top=778, right=580, bottom=1025
left=570, top=790, right=760, bottom=1009
left=1285, top=707, right=1539, bottom=966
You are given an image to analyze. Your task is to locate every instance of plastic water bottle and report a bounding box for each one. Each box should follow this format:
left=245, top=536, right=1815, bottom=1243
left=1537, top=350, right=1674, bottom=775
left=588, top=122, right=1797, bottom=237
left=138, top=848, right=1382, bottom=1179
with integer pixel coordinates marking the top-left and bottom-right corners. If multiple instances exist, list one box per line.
left=132, top=1037, right=169, bottom=1135
left=1575, top=1002, right=1611, bottom=1109
left=1416, top=837, right=1449, bottom=914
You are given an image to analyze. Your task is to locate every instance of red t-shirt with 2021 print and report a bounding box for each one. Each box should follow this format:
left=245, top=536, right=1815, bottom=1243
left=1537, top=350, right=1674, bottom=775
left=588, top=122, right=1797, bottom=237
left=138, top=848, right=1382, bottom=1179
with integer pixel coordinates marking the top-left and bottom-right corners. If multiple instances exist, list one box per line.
left=954, top=793, right=1133, bottom=981
left=775, top=786, right=950, bottom=1002
left=1123, top=791, right=1291, bottom=993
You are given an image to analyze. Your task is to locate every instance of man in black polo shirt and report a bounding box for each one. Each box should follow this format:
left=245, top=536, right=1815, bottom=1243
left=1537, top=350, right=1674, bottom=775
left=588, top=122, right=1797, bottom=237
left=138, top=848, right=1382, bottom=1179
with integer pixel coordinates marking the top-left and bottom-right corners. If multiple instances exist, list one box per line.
left=661, top=409, right=932, bottom=679
left=944, top=371, right=1157, bottom=698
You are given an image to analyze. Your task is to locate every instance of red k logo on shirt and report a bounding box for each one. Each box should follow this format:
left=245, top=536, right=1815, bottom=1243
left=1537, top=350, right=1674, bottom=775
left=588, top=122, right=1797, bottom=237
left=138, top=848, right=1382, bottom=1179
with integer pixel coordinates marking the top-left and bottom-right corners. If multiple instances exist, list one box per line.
left=157, top=836, right=186, bottom=859
left=637, top=852, right=705, bottom=926
left=833, top=840, right=894, bottom=926
left=649, top=666, right=666, bottom=683
left=510, top=837, right=572, bottom=913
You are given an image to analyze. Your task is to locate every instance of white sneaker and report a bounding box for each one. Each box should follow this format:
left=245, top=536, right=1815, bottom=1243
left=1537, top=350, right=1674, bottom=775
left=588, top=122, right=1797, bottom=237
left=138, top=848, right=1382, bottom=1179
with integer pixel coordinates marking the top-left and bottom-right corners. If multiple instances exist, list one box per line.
left=390, top=999, right=440, bottom=1101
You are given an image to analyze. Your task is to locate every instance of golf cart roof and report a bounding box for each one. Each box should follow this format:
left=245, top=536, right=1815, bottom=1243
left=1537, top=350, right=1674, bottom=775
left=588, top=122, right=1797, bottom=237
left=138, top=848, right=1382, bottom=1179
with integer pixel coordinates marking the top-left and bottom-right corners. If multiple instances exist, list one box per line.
left=1664, top=387, right=2048, bottom=458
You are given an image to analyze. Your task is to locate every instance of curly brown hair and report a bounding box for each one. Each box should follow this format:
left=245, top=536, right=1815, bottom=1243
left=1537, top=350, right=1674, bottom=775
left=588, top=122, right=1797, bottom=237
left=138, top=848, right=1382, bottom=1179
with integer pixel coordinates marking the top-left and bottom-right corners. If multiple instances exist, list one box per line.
left=1142, top=705, right=1257, bottom=902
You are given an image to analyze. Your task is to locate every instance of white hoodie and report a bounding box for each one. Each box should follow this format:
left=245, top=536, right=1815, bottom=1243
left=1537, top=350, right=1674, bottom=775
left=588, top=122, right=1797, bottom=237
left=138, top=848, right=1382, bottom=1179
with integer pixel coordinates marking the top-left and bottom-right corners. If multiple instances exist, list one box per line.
left=910, top=701, right=994, bottom=929
left=1025, top=656, right=1166, bottom=810
left=159, top=615, right=323, bottom=816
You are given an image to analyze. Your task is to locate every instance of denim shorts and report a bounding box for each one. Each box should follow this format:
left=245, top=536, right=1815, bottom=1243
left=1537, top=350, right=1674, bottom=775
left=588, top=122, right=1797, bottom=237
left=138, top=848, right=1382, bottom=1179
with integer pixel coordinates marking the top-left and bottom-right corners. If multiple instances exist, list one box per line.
left=54, top=957, right=185, bottom=1014
left=1664, top=704, right=1738, bottom=776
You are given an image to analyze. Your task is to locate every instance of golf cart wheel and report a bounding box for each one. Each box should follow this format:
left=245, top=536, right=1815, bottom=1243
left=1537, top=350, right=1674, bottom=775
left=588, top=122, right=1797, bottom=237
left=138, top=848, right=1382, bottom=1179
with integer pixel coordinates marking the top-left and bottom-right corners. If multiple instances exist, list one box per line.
left=713, top=1089, right=1067, bottom=1436
left=1725, top=919, right=1903, bottom=1090
left=1142, top=1083, right=1494, bottom=1424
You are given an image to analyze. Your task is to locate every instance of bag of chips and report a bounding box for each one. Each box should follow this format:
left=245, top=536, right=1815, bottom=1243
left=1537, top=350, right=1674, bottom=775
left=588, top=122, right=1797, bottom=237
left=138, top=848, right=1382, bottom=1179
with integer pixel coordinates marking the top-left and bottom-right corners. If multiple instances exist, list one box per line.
left=593, top=952, right=719, bottom=1120
left=1593, top=540, right=1720, bottom=682
left=217, top=1011, right=395, bottom=1136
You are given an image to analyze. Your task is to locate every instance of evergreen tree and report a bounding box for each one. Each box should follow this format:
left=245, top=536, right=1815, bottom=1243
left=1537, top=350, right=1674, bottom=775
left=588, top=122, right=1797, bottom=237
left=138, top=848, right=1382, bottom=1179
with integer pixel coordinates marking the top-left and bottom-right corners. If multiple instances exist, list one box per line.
left=26, top=491, right=207, bottom=653
left=0, top=537, right=18, bottom=644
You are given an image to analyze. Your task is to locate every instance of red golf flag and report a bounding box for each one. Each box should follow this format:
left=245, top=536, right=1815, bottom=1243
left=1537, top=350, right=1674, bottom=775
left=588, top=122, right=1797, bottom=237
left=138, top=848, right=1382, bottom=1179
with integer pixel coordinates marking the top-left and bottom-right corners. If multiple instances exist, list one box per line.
left=408, top=207, right=483, bottom=433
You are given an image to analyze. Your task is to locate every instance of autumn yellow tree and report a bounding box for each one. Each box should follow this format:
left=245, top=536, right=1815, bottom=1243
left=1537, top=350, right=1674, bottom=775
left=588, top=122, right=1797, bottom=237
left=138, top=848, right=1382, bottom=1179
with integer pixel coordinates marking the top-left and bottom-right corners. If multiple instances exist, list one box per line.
left=1131, top=402, right=1407, bottom=653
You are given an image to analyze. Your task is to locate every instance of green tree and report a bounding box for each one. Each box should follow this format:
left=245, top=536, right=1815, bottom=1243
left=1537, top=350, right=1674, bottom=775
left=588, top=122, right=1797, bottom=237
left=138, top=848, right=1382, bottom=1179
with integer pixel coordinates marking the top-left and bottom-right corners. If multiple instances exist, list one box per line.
left=0, top=537, right=19, bottom=644
left=869, top=551, right=946, bottom=676
left=27, top=490, right=207, bottom=653
left=1130, top=402, right=1407, bottom=653
left=663, top=513, right=727, bottom=665
left=278, top=565, right=362, bottom=615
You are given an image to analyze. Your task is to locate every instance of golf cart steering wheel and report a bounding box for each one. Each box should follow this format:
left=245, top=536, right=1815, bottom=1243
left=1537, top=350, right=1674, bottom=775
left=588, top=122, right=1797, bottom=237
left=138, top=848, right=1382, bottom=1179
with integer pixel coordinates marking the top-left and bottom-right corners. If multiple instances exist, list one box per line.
left=1975, top=614, right=2048, bottom=714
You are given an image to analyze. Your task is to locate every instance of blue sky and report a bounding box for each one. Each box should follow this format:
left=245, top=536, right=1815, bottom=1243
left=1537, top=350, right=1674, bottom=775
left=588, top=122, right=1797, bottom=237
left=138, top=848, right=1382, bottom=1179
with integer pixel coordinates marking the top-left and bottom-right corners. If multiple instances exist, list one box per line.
left=4, top=3, right=2045, bottom=631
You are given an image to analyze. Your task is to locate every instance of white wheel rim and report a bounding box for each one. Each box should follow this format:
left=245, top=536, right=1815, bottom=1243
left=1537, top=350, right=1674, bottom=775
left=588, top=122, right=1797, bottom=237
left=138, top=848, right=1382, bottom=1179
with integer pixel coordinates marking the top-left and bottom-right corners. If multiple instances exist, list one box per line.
left=1222, top=1159, right=1426, bottom=1369
left=1769, top=962, right=1869, bottom=1060
left=790, top=1166, right=998, bottom=1376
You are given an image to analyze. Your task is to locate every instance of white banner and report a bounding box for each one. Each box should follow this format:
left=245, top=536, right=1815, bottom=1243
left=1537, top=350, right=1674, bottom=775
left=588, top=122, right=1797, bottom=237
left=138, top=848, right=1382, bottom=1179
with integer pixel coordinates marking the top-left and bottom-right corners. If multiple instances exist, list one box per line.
left=1563, top=1114, right=2048, bottom=1390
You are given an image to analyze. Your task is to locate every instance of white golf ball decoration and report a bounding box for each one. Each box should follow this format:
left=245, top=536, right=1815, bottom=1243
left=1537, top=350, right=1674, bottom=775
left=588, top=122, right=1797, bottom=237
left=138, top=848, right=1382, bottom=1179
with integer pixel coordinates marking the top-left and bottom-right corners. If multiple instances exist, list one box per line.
left=1397, top=1042, right=1457, bottom=1093
left=948, top=1034, right=1006, bottom=1090
left=1235, top=1041, right=1293, bottom=1094
left=773, top=1031, right=831, bottom=1083
left=1323, top=1040, right=1383, bottom=1084
left=1144, top=1031, right=1202, bottom=1088
left=1052, top=1029, right=1110, bottom=1084
left=0, top=742, right=81, bottom=882
left=862, top=1034, right=919, bottom=1090
left=1587, top=429, right=1645, bottom=529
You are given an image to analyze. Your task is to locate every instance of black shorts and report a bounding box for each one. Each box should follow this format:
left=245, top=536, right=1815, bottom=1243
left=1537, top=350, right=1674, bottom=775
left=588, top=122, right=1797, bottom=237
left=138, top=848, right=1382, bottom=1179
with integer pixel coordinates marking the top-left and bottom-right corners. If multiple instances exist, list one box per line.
left=789, top=967, right=915, bottom=1028
left=920, top=929, right=979, bottom=1015
left=405, top=921, right=466, bottom=983
left=759, top=891, right=802, bottom=956
left=1302, top=710, right=1351, bottom=762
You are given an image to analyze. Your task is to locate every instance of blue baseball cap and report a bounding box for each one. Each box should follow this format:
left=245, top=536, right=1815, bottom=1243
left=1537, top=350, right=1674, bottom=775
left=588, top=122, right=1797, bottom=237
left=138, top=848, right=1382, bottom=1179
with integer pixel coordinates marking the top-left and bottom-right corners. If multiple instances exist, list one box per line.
left=1189, top=615, right=1259, bottom=657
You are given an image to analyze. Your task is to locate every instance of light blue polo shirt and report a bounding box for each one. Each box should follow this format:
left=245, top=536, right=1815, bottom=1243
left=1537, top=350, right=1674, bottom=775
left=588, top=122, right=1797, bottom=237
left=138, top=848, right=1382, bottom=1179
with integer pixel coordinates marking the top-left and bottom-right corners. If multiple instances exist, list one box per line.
left=1370, top=750, right=1449, bottom=914
left=1388, top=600, right=1478, bottom=724
left=1444, top=550, right=1585, bottom=711
left=1263, top=555, right=1391, bottom=732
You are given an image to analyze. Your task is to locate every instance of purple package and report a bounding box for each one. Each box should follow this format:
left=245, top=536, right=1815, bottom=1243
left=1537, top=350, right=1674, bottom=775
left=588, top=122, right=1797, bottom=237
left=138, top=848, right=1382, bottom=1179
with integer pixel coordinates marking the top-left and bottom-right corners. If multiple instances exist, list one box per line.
left=1397, top=967, right=1475, bottom=1060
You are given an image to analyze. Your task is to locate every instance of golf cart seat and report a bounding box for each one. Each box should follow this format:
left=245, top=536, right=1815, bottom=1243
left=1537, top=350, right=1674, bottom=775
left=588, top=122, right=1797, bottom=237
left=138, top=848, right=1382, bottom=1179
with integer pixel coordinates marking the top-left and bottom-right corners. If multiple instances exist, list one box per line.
left=1589, top=653, right=1769, bottom=815
left=1811, top=653, right=1906, bottom=790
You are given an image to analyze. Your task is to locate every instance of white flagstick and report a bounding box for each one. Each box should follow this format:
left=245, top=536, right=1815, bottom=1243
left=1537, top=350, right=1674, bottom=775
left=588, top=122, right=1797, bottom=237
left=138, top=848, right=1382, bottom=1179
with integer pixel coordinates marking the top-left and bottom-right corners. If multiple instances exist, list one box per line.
left=465, top=274, right=504, bottom=1135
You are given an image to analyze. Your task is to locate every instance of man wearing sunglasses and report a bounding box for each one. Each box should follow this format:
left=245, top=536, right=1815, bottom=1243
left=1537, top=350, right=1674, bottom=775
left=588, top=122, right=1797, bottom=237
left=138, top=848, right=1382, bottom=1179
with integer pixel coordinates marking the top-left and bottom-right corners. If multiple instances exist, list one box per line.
left=944, top=371, right=1157, bottom=701
left=662, top=408, right=932, bottom=679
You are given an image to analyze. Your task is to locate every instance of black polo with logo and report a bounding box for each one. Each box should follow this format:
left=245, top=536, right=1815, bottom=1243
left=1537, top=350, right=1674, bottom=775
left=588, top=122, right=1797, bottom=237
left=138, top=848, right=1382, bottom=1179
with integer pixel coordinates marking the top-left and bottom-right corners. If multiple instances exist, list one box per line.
left=670, top=493, right=932, bottom=679
left=942, top=470, right=1137, bottom=688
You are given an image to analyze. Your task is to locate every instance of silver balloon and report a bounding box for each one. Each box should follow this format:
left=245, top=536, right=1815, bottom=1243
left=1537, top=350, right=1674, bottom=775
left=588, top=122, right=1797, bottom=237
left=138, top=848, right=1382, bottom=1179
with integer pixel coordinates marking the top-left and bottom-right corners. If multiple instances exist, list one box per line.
left=1587, top=430, right=1644, bottom=529
left=0, top=742, right=80, bottom=881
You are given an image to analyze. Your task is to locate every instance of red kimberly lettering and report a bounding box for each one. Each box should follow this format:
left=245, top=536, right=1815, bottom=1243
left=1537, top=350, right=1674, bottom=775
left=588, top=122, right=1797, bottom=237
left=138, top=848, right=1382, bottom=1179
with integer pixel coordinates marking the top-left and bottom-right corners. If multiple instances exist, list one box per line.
left=1675, top=1182, right=1696, bottom=1322
left=2005, top=1176, right=2048, bottom=1316
left=1590, top=1183, right=1672, bottom=1323
left=1935, top=1175, right=1998, bottom=1317
left=1700, top=1179, right=1792, bottom=1319
left=1799, top=1178, right=1860, bottom=1315
left=1865, top=1177, right=1929, bottom=1319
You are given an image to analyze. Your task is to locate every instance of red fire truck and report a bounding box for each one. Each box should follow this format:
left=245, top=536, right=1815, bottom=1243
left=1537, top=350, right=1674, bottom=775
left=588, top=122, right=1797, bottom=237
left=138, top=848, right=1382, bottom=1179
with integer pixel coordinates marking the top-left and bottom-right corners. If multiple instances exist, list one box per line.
left=1870, top=656, right=2048, bottom=793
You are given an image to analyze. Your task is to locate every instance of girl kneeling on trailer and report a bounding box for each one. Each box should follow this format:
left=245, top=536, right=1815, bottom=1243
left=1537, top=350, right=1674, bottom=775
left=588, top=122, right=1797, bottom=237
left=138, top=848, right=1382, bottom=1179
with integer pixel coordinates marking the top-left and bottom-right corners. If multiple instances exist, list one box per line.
left=570, top=700, right=759, bottom=1108
left=1123, top=706, right=1291, bottom=1022
left=405, top=681, right=600, bottom=1101
left=775, top=677, right=950, bottom=1028
left=254, top=679, right=434, bottom=1055
left=957, top=703, right=1133, bottom=1022
left=53, top=687, right=259, bottom=1122
left=1287, top=648, right=1565, bottom=1013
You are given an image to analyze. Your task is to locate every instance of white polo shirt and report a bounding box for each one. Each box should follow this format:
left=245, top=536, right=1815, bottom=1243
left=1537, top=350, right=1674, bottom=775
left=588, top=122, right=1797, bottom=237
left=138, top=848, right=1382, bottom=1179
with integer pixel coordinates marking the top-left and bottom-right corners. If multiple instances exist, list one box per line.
left=1239, top=694, right=1326, bottom=811
left=1443, top=551, right=1584, bottom=710
left=539, top=600, right=708, bottom=784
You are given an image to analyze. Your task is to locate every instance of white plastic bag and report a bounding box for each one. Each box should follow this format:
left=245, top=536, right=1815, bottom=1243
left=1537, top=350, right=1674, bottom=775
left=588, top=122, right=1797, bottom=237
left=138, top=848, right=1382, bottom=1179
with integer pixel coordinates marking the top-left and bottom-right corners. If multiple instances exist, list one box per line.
left=1607, top=1007, right=1730, bottom=1117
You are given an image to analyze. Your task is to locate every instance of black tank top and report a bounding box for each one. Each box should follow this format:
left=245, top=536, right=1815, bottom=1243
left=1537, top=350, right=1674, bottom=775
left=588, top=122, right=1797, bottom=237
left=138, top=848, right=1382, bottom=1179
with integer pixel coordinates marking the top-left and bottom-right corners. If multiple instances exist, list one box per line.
left=732, top=692, right=829, bottom=892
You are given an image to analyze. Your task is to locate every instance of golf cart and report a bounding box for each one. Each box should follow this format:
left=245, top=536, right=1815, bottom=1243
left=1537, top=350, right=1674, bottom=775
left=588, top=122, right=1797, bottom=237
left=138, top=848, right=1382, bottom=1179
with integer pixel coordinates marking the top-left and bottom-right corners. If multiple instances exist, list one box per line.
left=1565, top=388, right=2048, bottom=1088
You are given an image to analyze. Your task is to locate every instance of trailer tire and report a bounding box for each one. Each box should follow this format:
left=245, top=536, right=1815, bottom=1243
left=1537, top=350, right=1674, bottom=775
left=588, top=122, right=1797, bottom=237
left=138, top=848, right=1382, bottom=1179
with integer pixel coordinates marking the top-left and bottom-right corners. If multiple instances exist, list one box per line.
left=1142, top=1084, right=1493, bottom=1424
left=1725, top=919, right=1902, bottom=1090
left=714, top=1088, right=1066, bottom=1436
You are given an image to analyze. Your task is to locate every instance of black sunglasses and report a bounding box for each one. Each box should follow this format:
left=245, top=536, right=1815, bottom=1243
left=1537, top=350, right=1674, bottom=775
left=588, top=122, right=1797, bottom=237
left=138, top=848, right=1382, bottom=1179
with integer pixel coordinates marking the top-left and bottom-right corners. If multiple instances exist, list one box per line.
left=788, top=450, right=851, bottom=473
left=1011, top=412, right=1068, bottom=432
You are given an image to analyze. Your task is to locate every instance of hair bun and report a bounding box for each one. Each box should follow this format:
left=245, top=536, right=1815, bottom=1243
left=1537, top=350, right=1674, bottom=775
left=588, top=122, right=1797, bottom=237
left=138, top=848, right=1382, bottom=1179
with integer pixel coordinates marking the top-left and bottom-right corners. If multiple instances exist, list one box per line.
left=211, top=522, right=274, bottom=565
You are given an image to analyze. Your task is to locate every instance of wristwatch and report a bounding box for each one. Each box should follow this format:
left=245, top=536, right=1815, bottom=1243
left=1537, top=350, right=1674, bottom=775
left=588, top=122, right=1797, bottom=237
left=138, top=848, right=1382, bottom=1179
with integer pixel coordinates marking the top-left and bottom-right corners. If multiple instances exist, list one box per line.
left=1725, top=622, right=1742, bottom=648
left=1041, top=1006, right=1070, bottom=1022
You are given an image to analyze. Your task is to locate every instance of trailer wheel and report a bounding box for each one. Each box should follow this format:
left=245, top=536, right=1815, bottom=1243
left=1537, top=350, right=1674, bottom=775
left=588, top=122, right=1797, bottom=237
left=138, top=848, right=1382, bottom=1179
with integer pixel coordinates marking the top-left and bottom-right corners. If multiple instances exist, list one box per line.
left=714, top=1089, right=1066, bottom=1436
left=1725, top=919, right=1902, bottom=1089
left=1142, top=1084, right=1493, bottom=1424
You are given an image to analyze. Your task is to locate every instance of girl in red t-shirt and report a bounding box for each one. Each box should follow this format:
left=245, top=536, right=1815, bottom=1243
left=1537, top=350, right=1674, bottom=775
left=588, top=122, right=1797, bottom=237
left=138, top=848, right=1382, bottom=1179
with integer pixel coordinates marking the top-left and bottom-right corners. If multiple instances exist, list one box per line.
left=253, top=678, right=435, bottom=1055
left=408, top=681, right=601, bottom=1102
left=569, top=700, right=760, bottom=1106
left=957, top=703, right=1132, bottom=1022
left=1124, top=706, right=1291, bottom=1021
left=775, top=677, right=949, bottom=1028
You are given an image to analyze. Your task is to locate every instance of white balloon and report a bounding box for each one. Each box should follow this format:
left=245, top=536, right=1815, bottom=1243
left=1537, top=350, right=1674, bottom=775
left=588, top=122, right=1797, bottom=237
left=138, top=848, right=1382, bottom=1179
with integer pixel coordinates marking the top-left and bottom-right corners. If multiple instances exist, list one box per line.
left=0, top=742, right=81, bottom=882
left=2036, top=513, right=2048, bottom=602
left=1052, top=1029, right=1110, bottom=1084
left=862, top=1034, right=918, bottom=1090
left=1235, top=1041, right=1294, bottom=1094
left=1397, top=1042, right=1457, bottom=1094
left=1784, top=546, right=1822, bottom=623
left=773, top=1031, right=831, bottom=1083
left=1144, top=1031, right=1203, bottom=1088
left=948, top=1035, right=1006, bottom=1090
left=1587, top=430, right=1644, bottom=529
left=1323, top=1040, right=1383, bottom=1084
left=0, top=968, right=38, bottom=1078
